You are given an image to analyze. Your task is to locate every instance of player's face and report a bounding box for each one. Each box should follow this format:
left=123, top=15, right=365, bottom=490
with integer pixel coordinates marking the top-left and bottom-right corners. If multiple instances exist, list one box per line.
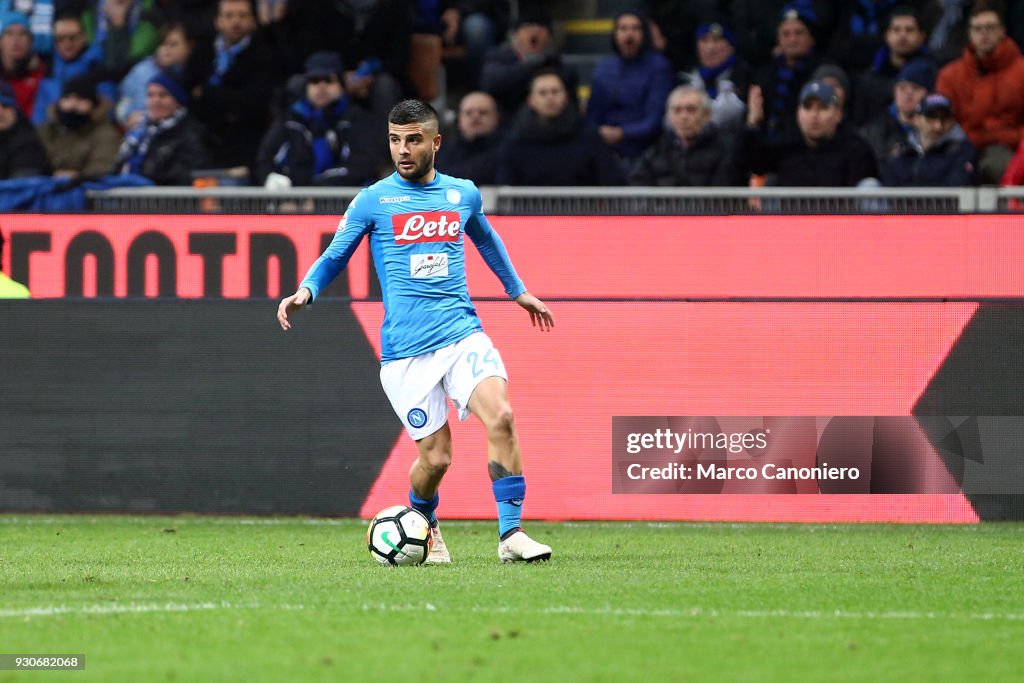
left=389, top=121, right=441, bottom=182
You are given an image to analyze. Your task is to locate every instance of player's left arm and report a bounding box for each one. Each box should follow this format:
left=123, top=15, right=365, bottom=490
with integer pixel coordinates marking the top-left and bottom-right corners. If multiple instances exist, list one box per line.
left=464, top=190, right=554, bottom=331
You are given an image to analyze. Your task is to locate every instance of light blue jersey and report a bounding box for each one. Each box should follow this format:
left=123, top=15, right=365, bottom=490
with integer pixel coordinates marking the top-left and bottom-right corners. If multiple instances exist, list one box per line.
left=299, top=172, right=526, bottom=362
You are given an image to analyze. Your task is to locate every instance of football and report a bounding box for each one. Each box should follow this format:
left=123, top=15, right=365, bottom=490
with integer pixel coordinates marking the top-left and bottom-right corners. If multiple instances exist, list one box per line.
left=366, top=505, right=433, bottom=566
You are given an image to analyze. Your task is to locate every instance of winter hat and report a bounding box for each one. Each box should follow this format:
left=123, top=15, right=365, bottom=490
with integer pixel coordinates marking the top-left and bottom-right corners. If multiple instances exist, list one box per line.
left=696, top=21, right=736, bottom=46
left=811, top=63, right=851, bottom=98
left=896, top=58, right=938, bottom=91
left=304, top=51, right=344, bottom=81
left=0, top=10, right=30, bottom=35
left=61, top=74, right=99, bottom=104
left=149, top=72, right=189, bottom=106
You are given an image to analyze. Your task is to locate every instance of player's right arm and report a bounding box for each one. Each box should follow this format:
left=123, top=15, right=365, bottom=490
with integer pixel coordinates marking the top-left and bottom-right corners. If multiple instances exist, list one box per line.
left=278, top=190, right=373, bottom=331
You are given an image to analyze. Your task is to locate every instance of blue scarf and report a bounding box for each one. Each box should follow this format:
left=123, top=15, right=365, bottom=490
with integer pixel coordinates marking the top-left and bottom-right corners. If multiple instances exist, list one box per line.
left=209, top=34, right=251, bottom=87
left=289, top=98, right=348, bottom=174
left=699, top=53, right=736, bottom=99
left=888, top=102, right=915, bottom=137
left=767, top=53, right=812, bottom=139
left=117, top=108, right=187, bottom=175
left=871, top=45, right=928, bottom=74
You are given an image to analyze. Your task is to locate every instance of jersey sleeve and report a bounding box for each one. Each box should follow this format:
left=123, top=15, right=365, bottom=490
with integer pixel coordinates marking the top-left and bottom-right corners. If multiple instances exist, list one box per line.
left=299, top=189, right=373, bottom=301
left=463, top=185, right=526, bottom=299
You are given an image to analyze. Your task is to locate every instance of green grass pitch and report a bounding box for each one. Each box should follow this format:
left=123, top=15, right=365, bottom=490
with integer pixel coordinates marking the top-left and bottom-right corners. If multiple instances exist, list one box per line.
left=1, top=516, right=1022, bottom=682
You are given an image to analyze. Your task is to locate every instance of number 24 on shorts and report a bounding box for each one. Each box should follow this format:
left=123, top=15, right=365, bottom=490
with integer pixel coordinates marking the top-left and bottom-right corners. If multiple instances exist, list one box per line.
left=467, top=349, right=501, bottom=377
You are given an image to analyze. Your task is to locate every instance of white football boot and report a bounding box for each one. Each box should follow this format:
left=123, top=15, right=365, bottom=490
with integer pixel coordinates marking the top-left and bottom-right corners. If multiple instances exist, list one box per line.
left=498, top=531, right=552, bottom=563
left=426, top=523, right=451, bottom=564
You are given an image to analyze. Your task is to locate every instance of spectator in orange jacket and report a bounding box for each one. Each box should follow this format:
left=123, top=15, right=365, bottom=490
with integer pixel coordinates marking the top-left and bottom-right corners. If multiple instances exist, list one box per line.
left=936, top=0, right=1024, bottom=183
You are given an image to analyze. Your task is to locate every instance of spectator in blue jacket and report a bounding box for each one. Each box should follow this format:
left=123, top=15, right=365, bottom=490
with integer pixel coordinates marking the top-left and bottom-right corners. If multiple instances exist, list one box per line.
left=586, top=9, right=673, bottom=165
left=882, top=93, right=976, bottom=186
left=117, top=21, right=191, bottom=129
left=31, top=12, right=110, bottom=125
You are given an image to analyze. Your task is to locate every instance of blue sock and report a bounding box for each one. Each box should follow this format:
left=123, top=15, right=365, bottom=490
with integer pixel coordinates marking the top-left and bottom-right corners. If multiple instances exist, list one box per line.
left=409, top=490, right=439, bottom=526
left=492, top=475, right=525, bottom=539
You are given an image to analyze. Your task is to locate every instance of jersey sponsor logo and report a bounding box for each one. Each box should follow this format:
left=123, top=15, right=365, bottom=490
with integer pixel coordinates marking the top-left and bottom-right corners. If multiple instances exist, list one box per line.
left=379, top=195, right=412, bottom=204
left=392, top=212, right=461, bottom=243
left=411, top=253, right=449, bottom=278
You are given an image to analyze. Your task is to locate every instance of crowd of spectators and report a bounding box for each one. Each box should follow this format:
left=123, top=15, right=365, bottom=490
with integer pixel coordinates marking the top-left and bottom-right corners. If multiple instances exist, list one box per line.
left=1, top=0, right=1024, bottom=190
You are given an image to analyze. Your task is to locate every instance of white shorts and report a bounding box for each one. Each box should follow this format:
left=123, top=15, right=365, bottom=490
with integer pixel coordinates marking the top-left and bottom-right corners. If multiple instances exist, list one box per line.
left=379, top=332, right=508, bottom=440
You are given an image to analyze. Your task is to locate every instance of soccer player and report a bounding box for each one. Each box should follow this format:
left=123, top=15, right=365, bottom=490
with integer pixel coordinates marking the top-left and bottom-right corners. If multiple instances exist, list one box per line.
left=277, top=99, right=554, bottom=564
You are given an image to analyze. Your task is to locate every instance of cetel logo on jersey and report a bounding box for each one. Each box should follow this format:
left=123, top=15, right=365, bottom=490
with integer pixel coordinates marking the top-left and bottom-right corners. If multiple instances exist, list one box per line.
left=391, top=212, right=461, bottom=244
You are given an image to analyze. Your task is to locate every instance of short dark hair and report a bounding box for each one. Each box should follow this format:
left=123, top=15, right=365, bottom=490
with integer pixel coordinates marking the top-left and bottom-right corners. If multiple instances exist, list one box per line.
left=158, top=21, right=189, bottom=45
left=528, top=67, right=567, bottom=92
left=888, top=5, right=922, bottom=31
left=53, top=11, right=85, bottom=28
left=388, top=99, right=440, bottom=128
left=970, top=0, right=1006, bottom=21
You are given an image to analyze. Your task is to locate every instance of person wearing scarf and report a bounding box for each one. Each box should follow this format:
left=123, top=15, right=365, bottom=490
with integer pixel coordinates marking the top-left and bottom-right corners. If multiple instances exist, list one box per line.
left=184, top=0, right=276, bottom=170
left=254, top=51, right=380, bottom=187
left=850, top=7, right=933, bottom=127
left=114, top=72, right=210, bottom=185
left=680, top=20, right=752, bottom=134
left=751, top=4, right=827, bottom=145
left=31, top=12, right=109, bottom=125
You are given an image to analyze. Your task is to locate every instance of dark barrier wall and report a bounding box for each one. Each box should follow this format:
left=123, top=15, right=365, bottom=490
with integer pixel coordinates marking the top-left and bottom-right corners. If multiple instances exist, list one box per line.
left=0, top=300, right=401, bottom=514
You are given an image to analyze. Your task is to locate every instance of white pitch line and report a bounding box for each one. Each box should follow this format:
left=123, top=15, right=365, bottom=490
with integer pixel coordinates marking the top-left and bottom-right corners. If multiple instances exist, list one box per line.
left=3, top=601, right=1021, bottom=622
left=0, top=602, right=305, bottom=618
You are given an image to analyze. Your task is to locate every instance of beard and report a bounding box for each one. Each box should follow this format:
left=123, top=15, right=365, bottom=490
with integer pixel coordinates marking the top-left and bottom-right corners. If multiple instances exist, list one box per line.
left=395, top=152, right=434, bottom=181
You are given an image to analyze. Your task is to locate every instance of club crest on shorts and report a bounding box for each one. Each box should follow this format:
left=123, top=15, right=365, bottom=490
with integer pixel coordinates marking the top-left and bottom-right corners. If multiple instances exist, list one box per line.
left=407, top=408, right=428, bottom=428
